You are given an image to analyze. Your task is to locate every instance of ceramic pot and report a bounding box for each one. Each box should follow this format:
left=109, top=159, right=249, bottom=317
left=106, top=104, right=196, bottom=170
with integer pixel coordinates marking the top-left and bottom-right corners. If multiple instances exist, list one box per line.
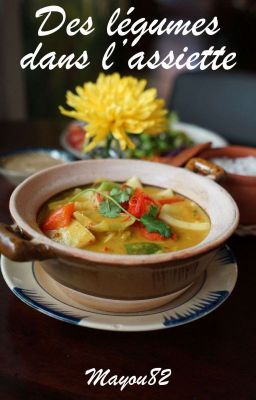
left=0, top=160, right=239, bottom=309
left=199, top=146, right=256, bottom=225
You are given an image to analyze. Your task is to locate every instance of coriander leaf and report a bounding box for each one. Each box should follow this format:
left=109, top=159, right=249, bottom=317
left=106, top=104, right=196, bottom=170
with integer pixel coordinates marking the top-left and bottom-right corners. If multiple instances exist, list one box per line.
left=141, top=216, right=171, bottom=238
left=141, top=206, right=171, bottom=238
left=125, top=242, right=162, bottom=255
left=68, top=187, right=137, bottom=220
left=110, top=186, right=133, bottom=203
left=145, top=205, right=159, bottom=218
left=99, top=200, right=121, bottom=218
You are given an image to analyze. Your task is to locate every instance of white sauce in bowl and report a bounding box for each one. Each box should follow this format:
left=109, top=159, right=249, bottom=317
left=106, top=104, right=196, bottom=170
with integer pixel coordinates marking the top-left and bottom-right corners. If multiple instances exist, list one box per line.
left=3, top=152, right=65, bottom=174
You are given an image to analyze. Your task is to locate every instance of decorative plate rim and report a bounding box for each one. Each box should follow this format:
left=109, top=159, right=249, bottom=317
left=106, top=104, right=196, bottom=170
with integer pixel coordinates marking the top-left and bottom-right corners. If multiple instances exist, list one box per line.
left=1, top=246, right=237, bottom=332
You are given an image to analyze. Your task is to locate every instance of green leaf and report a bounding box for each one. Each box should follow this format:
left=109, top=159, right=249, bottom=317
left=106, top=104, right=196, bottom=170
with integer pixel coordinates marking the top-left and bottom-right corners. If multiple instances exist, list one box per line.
left=68, top=187, right=136, bottom=220
left=145, top=205, right=158, bottom=218
left=141, top=206, right=171, bottom=238
left=110, top=186, right=133, bottom=203
left=98, top=185, right=134, bottom=218
left=125, top=242, right=162, bottom=255
left=99, top=200, right=121, bottom=218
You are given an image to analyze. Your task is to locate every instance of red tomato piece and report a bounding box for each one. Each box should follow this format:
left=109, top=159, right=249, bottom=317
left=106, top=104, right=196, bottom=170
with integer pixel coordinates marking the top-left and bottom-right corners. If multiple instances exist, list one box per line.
left=128, top=189, right=157, bottom=218
left=41, top=203, right=75, bottom=231
left=67, top=125, right=85, bottom=150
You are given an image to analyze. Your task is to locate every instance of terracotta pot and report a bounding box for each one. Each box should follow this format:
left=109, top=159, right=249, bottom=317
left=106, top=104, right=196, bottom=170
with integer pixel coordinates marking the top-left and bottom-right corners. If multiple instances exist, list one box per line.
left=0, top=160, right=239, bottom=310
left=200, top=146, right=256, bottom=225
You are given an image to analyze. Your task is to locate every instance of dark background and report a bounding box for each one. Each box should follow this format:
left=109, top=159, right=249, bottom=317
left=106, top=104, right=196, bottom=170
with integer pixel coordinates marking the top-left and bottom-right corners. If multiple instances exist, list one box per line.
left=0, top=2, right=256, bottom=399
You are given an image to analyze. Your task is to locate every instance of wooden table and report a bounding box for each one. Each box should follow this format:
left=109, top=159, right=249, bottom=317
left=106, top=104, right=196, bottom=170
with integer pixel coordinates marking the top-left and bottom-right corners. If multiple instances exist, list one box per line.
left=0, top=121, right=255, bottom=399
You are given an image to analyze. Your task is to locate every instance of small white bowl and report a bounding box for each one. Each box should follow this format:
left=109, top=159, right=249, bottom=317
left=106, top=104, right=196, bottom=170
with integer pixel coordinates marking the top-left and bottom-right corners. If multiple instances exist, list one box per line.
left=0, top=148, right=74, bottom=186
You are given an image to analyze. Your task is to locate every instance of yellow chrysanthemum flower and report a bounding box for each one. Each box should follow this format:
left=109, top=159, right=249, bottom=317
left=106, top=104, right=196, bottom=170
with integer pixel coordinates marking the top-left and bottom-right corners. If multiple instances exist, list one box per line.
left=59, top=73, right=168, bottom=152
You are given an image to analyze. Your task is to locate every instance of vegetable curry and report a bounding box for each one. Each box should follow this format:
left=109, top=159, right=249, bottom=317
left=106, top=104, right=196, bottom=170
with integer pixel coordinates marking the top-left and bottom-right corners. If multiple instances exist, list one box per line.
left=38, top=177, right=210, bottom=255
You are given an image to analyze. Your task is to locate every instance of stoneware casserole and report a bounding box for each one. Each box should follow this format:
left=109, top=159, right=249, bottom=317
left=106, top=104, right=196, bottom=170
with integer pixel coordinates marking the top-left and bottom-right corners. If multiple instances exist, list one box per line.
left=0, top=160, right=239, bottom=311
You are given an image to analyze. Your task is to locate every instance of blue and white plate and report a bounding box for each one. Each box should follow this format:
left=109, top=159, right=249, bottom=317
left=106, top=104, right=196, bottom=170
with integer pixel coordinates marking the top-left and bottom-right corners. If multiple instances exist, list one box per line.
left=1, top=246, right=237, bottom=332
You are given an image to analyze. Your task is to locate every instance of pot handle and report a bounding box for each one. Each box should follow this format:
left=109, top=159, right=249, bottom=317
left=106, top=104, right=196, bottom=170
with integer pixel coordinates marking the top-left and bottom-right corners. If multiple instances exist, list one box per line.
left=185, top=157, right=225, bottom=181
left=0, top=223, right=56, bottom=262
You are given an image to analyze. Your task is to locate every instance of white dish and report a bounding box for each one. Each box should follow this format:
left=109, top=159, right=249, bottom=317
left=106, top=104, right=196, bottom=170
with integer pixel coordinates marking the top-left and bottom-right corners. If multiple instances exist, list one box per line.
left=1, top=246, right=237, bottom=332
left=0, top=148, right=73, bottom=186
left=173, top=122, right=228, bottom=147
left=60, top=121, right=228, bottom=159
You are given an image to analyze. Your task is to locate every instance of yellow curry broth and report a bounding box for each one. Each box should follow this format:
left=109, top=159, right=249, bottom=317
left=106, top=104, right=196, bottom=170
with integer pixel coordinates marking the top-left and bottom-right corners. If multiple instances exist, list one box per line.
left=86, top=187, right=209, bottom=253
left=38, top=183, right=210, bottom=255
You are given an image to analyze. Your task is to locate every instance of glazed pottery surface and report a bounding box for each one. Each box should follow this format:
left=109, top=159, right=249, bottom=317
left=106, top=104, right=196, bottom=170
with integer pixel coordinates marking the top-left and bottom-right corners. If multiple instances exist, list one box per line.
left=8, top=160, right=239, bottom=301
left=200, top=146, right=256, bottom=225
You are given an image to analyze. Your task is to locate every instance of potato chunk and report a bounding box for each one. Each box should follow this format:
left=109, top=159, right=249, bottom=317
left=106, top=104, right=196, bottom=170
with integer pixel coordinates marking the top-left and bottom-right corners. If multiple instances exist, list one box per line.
left=73, top=211, right=93, bottom=228
left=126, top=176, right=142, bottom=189
left=48, top=220, right=95, bottom=248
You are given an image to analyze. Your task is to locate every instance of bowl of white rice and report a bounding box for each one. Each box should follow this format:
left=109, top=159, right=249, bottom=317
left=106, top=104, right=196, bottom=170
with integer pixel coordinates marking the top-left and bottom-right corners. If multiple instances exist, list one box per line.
left=199, top=146, right=256, bottom=225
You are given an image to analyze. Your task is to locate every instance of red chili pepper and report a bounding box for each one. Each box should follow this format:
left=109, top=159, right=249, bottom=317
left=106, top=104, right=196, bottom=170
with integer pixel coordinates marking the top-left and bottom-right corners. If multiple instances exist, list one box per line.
left=128, top=189, right=157, bottom=218
left=41, top=203, right=74, bottom=231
